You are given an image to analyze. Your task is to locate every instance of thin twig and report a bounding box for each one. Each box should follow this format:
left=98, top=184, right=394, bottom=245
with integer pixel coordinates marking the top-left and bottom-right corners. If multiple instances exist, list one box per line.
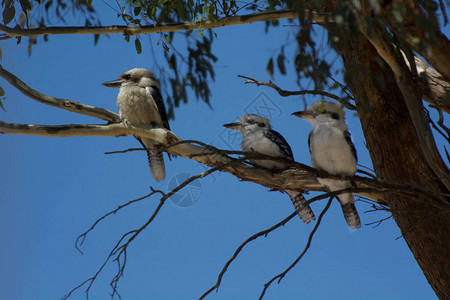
left=238, top=74, right=357, bottom=110
left=259, top=197, right=333, bottom=299
left=63, top=154, right=265, bottom=299
left=365, top=215, right=393, bottom=228
left=200, top=193, right=337, bottom=300
left=74, top=188, right=164, bottom=254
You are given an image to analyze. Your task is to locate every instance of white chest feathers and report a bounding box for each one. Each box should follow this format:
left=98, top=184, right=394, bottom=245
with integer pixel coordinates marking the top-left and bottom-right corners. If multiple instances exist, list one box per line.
left=117, top=86, right=163, bottom=127
left=310, top=124, right=356, bottom=176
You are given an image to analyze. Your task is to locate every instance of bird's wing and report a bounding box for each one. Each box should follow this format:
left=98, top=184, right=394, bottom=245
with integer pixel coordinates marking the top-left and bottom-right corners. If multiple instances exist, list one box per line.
left=146, top=86, right=170, bottom=131
left=344, top=130, right=358, bottom=162
left=264, top=130, right=294, bottom=160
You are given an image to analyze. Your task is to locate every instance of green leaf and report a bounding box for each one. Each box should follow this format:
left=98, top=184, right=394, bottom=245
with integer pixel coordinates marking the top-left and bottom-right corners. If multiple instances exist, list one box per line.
left=87, top=0, right=92, bottom=6
left=176, top=1, right=187, bottom=21
left=134, top=6, right=141, bottom=16
left=94, top=34, right=100, bottom=45
left=277, top=53, right=286, bottom=75
left=3, top=5, right=15, bottom=25
left=134, top=38, right=142, bottom=54
left=19, top=0, right=31, bottom=11
left=266, top=58, right=274, bottom=77
left=164, top=34, right=172, bottom=45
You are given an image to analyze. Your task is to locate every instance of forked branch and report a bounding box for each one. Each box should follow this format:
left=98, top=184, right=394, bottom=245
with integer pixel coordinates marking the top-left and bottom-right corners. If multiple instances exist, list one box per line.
left=259, top=197, right=333, bottom=299
left=238, top=74, right=357, bottom=110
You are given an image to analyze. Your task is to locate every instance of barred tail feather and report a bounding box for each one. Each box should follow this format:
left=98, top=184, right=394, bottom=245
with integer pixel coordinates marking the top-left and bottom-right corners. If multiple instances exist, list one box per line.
left=139, top=137, right=166, bottom=182
left=147, top=150, right=165, bottom=182
left=286, top=190, right=316, bottom=224
left=341, top=202, right=361, bottom=229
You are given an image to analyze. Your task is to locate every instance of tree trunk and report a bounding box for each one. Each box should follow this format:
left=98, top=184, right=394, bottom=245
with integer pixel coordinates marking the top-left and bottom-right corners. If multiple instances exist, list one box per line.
left=336, top=31, right=450, bottom=299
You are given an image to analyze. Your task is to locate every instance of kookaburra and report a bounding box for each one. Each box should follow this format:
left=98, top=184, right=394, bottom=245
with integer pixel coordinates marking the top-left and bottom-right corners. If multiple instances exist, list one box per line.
left=224, top=114, right=316, bottom=224
left=103, top=68, right=170, bottom=182
left=293, top=101, right=361, bottom=229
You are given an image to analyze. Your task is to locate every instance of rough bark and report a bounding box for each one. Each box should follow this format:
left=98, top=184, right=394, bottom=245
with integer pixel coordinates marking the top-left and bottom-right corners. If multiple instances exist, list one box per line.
left=336, top=31, right=450, bottom=300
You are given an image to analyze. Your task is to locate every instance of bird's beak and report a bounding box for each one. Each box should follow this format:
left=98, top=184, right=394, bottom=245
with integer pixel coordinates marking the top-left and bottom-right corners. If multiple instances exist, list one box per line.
left=223, top=122, right=242, bottom=130
left=102, top=79, right=124, bottom=88
left=292, top=111, right=314, bottom=119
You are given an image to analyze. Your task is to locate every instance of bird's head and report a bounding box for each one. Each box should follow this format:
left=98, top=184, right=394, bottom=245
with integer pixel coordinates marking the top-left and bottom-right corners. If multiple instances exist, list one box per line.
left=223, top=114, right=272, bottom=135
left=102, top=68, right=159, bottom=89
left=292, top=101, right=345, bottom=125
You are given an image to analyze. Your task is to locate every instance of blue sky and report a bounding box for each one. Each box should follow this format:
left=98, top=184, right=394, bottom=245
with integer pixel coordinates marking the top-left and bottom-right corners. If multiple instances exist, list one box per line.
left=0, top=3, right=446, bottom=300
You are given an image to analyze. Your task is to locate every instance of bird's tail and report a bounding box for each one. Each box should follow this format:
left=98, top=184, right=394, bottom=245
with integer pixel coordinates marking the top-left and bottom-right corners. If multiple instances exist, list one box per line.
left=318, top=178, right=361, bottom=229
left=137, top=137, right=166, bottom=181
left=140, top=138, right=165, bottom=181
left=286, top=190, right=316, bottom=223
left=340, top=201, right=361, bottom=229
left=147, top=149, right=165, bottom=182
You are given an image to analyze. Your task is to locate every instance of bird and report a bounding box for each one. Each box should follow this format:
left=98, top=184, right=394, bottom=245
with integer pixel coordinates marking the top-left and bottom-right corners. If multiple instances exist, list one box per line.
left=292, top=101, right=361, bottom=229
left=102, top=68, right=170, bottom=182
left=223, top=114, right=316, bottom=224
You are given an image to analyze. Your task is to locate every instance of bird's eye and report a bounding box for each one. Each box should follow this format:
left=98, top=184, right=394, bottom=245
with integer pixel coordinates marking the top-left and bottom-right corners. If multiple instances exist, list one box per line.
left=124, top=74, right=131, bottom=80
left=247, top=119, right=256, bottom=124
left=330, top=112, right=340, bottom=120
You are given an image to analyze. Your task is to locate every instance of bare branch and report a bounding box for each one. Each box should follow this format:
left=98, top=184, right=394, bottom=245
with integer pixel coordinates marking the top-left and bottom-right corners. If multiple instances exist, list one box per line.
left=365, top=215, right=393, bottom=228
left=238, top=75, right=357, bottom=110
left=3, top=120, right=449, bottom=207
left=424, top=107, right=450, bottom=145
left=64, top=167, right=222, bottom=299
left=0, top=9, right=329, bottom=38
left=259, top=197, right=333, bottom=299
left=200, top=191, right=345, bottom=299
left=0, top=65, right=120, bottom=122
left=74, top=188, right=164, bottom=254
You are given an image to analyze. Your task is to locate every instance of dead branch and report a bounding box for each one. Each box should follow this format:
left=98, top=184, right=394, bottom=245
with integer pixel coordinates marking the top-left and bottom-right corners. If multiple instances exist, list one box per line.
left=259, top=197, right=333, bottom=299
left=365, top=215, right=393, bottom=228
left=75, top=188, right=164, bottom=254
left=238, top=74, right=357, bottom=110
left=63, top=167, right=222, bottom=299
left=0, top=65, right=120, bottom=122
left=200, top=191, right=343, bottom=299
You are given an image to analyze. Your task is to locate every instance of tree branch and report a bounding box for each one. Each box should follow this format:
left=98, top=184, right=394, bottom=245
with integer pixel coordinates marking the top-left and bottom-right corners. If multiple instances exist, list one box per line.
left=64, top=167, right=222, bottom=299
left=0, top=9, right=328, bottom=38
left=2, top=120, right=449, bottom=207
left=74, top=188, right=164, bottom=254
left=200, top=191, right=346, bottom=299
left=0, top=65, right=120, bottom=122
left=259, top=197, right=333, bottom=299
left=238, top=74, right=357, bottom=110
